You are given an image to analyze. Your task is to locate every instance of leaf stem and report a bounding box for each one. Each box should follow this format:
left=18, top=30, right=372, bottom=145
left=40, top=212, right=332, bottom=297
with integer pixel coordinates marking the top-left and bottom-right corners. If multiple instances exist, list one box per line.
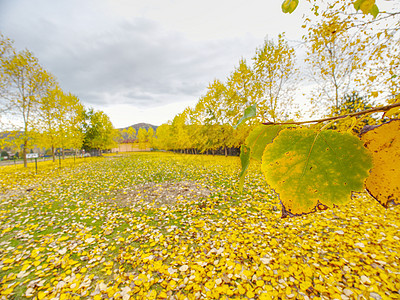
left=262, top=102, right=400, bottom=126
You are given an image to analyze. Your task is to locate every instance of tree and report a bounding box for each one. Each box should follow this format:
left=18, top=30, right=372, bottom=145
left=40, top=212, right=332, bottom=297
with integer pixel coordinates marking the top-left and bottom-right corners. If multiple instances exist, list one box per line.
left=36, top=83, right=61, bottom=161
left=82, top=109, right=117, bottom=153
left=0, top=33, right=13, bottom=59
left=194, top=80, right=235, bottom=154
left=224, top=59, right=258, bottom=124
left=303, top=11, right=368, bottom=116
left=121, top=128, right=129, bottom=140
left=0, top=34, right=14, bottom=125
left=147, top=127, right=155, bottom=148
left=171, top=110, right=192, bottom=153
left=127, top=127, right=136, bottom=141
left=301, top=0, right=399, bottom=115
left=252, top=34, right=298, bottom=122
left=330, top=91, right=378, bottom=133
left=36, top=84, right=84, bottom=160
left=61, top=93, right=85, bottom=156
left=154, top=124, right=173, bottom=150
left=137, top=128, right=147, bottom=150
left=0, top=48, right=52, bottom=167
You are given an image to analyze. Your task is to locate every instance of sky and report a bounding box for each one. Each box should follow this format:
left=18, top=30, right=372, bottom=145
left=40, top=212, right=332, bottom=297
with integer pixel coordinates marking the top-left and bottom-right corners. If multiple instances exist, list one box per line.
left=0, top=0, right=310, bottom=128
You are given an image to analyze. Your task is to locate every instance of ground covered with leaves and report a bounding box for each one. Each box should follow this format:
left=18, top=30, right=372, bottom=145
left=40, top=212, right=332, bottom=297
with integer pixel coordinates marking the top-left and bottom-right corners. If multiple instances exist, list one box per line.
left=0, top=153, right=399, bottom=299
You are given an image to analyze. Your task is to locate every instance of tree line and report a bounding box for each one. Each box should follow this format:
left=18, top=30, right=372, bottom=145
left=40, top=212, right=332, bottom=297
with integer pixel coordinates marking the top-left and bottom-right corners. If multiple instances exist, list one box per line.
left=0, top=33, right=117, bottom=167
left=116, top=127, right=155, bottom=150
left=154, top=0, right=399, bottom=155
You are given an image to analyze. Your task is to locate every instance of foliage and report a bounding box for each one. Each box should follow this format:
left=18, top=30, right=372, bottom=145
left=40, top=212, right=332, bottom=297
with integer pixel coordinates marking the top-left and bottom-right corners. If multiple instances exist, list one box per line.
left=0, top=47, right=52, bottom=167
left=1, top=33, right=113, bottom=166
left=36, top=85, right=84, bottom=161
left=81, top=108, right=117, bottom=152
left=155, top=35, right=298, bottom=154
left=252, top=34, right=298, bottom=122
left=137, top=128, right=147, bottom=150
left=282, top=0, right=379, bottom=17
left=238, top=102, right=399, bottom=217
left=303, top=13, right=366, bottom=114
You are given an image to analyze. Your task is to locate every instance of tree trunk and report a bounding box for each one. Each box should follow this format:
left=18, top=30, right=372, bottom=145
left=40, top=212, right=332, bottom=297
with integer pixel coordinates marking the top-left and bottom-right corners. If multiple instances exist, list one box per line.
left=23, top=141, right=27, bottom=168
left=52, top=145, right=55, bottom=162
left=224, top=146, right=227, bottom=157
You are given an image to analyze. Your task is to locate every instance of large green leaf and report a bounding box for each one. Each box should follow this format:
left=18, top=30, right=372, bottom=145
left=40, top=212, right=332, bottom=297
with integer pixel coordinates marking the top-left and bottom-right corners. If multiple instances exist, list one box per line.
left=261, top=128, right=373, bottom=215
left=234, top=104, right=256, bottom=129
left=245, top=125, right=289, bottom=161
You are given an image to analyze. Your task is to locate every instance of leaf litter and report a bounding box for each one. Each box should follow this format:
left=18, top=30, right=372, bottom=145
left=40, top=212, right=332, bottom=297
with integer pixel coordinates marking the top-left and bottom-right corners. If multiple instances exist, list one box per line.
left=111, top=181, right=212, bottom=208
left=0, top=153, right=399, bottom=299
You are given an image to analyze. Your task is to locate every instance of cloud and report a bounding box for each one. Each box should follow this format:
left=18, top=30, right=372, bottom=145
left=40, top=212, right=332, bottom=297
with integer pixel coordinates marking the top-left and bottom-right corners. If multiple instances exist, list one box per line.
left=0, top=0, right=305, bottom=126
left=1, top=6, right=258, bottom=109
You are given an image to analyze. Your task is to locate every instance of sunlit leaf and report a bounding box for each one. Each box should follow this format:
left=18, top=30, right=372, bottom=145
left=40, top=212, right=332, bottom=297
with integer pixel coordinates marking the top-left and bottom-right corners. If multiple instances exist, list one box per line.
left=261, top=128, right=372, bottom=215
left=234, top=104, right=256, bottom=129
left=245, top=125, right=289, bottom=161
left=238, top=125, right=289, bottom=192
left=353, top=0, right=378, bottom=16
left=362, top=120, right=400, bottom=207
left=370, top=4, right=379, bottom=18
left=281, top=0, right=299, bottom=14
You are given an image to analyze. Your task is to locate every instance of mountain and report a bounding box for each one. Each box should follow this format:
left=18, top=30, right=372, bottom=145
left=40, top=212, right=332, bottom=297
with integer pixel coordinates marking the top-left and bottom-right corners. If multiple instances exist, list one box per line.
left=118, top=123, right=158, bottom=132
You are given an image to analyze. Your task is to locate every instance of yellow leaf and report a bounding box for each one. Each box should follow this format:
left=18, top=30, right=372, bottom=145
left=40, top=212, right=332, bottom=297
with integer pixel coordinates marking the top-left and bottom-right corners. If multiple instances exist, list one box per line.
left=246, top=290, right=255, bottom=298
left=384, top=107, right=400, bottom=118
left=37, top=291, right=46, bottom=300
left=362, top=120, right=400, bottom=207
left=2, top=287, right=14, bottom=296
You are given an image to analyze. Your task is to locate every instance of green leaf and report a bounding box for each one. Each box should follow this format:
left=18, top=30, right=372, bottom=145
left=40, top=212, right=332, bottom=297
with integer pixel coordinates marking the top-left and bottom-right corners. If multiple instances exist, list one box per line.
left=245, top=124, right=289, bottom=161
left=238, top=145, right=251, bottom=193
left=370, top=4, right=379, bottom=18
left=282, top=0, right=299, bottom=14
left=261, top=128, right=373, bottom=215
left=234, top=104, right=256, bottom=129
left=353, top=0, right=363, bottom=11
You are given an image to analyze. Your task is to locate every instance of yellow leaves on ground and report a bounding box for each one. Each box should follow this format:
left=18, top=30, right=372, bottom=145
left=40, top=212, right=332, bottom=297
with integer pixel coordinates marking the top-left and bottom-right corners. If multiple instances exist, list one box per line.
left=362, top=119, right=400, bottom=207
left=0, top=152, right=399, bottom=299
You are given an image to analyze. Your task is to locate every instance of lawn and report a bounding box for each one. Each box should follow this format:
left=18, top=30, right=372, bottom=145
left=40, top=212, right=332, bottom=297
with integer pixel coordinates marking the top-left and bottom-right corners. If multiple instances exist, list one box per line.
left=0, top=152, right=399, bottom=299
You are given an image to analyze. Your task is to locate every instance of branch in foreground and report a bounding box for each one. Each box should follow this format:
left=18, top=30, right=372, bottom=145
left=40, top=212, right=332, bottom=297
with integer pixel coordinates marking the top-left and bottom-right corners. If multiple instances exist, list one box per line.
left=262, top=102, right=400, bottom=126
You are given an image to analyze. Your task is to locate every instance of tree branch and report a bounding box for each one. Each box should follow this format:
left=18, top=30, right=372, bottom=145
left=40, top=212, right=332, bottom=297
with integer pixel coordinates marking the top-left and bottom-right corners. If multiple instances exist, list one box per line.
left=262, top=102, right=400, bottom=126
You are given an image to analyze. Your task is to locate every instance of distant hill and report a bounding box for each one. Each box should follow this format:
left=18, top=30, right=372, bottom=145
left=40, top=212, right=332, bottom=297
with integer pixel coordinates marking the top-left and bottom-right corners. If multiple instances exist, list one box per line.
left=118, top=123, right=158, bottom=132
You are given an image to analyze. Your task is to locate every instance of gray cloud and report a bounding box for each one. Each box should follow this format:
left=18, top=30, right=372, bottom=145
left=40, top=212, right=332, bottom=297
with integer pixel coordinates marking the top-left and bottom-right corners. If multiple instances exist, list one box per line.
left=0, top=3, right=258, bottom=109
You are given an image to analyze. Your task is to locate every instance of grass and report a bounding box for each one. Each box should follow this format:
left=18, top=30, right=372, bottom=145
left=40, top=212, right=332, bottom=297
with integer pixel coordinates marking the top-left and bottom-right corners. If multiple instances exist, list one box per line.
left=0, top=152, right=399, bottom=299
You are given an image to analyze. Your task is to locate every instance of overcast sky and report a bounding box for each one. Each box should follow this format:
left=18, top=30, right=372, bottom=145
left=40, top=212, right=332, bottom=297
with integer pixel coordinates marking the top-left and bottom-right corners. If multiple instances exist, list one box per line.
left=0, top=0, right=310, bottom=128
